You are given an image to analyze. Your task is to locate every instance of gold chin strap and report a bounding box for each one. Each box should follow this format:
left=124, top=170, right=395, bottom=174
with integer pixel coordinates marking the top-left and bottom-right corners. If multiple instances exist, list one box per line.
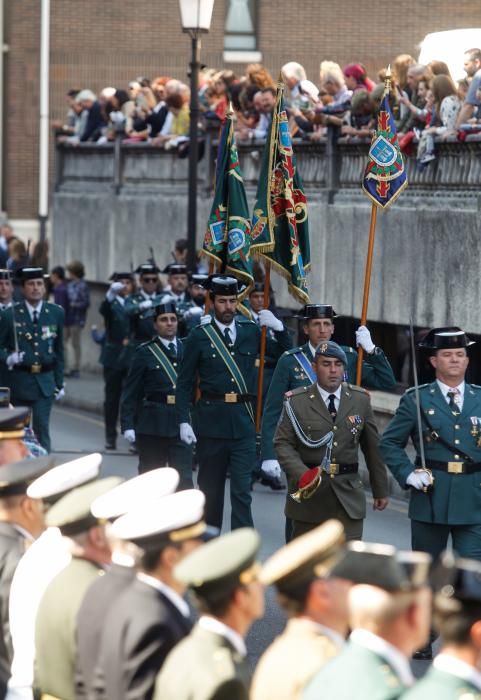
left=169, top=520, right=206, bottom=542
left=0, top=429, right=25, bottom=439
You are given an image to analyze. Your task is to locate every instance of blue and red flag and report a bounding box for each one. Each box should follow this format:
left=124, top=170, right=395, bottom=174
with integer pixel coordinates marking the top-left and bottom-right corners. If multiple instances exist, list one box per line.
left=362, top=92, right=408, bottom=208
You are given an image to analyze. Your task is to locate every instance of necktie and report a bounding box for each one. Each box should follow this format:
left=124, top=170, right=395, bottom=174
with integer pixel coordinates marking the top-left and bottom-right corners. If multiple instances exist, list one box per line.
left=328, top=394, right=337, bottom=420
left=168, top=342, right=176, bottom=356
left=33, top=310, right=38, bottom=325
left=447, top=389, right=459, bottom=412
left=224, top=327, right=232, bottom=346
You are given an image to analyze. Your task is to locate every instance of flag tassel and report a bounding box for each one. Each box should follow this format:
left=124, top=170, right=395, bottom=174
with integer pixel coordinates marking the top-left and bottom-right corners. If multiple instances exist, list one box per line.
left=355, top=204, right=378, bottom=385
left=255, top=262, right=271, bottom=432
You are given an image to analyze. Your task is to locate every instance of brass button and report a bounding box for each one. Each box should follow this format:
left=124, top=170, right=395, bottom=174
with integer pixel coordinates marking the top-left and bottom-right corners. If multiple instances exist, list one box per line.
left=454, top=439, right=460, bottom=445
left=455, top=425, right=460, bottom=430
left=454, top=454, right=460, bottom=459
left=333, top=441, right=338, bottom=447
left=333, top=426, right=337, bottom=431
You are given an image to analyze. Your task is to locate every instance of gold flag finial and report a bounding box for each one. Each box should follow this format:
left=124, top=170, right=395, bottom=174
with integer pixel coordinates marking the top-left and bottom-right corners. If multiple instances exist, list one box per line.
left=383, top=64, right=392, bottom=96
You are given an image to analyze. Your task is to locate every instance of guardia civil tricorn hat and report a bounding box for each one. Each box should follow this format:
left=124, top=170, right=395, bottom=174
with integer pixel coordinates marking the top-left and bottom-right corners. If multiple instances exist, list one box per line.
left=300, top=304, right=337, bottom=320
left=418, top=327, right=475, bottom=351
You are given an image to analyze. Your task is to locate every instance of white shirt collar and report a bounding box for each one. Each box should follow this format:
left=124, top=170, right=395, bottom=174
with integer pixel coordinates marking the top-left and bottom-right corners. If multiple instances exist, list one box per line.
left=350, top=628, right=414, bottom=687
left=158, top=336, right=177, bottom=351
left=213, top=317, right=237, bottom=342
left=308, top=342, right=317, bottom=359
left=307, top=619, right=345, bottom=650
left=198, top=615, right=247, bottom=657
left=12, top=524, right=35, bottom=543
left=25, top=300, right=43, bottom=319
left=436, top=379, right=465, bottom=400
left=140, top=289, right=155, bottom=301
left=136, top=572, right=190, bottom=618
left=317, top=384, right=342, bottom=403
left=434, top=653, right=481, bottom=690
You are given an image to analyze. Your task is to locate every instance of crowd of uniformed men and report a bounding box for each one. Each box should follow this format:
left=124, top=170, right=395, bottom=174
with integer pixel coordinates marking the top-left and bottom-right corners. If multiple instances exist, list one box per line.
left=0, top=260, right=479, bottom=698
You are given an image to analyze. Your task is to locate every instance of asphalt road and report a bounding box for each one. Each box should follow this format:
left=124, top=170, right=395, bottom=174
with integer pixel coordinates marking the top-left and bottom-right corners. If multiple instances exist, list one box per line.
left=50, top=404, right=430, bottom=674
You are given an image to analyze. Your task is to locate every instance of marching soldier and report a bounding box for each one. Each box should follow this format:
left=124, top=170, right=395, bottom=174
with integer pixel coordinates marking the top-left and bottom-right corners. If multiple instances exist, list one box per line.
left=0, top=270, right=13, bottom=311
left=153, top=528, right=263, bottom=700
left=0, top=455, right=53, bottom=696
left=121, top=300, right=193, bottom=487
left=403, top=552, right=481, bottom=700
left=34, top=477, right=120, bottom=700
left=0, top=267, right=65, bottom=452
left=94, top=490, right=215, bottom=700
left=99, top=271, right=135, bottom=450
left=181, top=273, right=209, bottom=333
left=274, top=341, right=389, bottom=540
left=380, top=328, right=481, bottom=562
left=163, top=263, right=192, bottom=315
left=176, top=275, right=291, bottom=529
left=303, top=542, right=432, bottom=700
left=124, top=262, right=162, bottom=346
left=251, top=520, right=350, bottom=700
left=260, top=304, right=395, bottom=492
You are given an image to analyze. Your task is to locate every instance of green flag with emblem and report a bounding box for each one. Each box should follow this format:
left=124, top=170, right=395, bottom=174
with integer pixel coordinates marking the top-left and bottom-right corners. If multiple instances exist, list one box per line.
left=202, top=111, right=254, bottom=299
left=250, top=82, right=310, bottom=304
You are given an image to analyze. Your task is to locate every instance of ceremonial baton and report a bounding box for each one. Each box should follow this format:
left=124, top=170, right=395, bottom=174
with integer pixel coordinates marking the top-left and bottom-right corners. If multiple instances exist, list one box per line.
left=10, top=306, right=19, bottom=372
left=409, top=317, right=433, bottom=491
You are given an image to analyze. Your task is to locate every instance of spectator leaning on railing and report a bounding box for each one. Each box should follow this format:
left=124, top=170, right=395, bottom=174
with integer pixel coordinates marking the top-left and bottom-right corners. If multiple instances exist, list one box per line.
left=455, top=48, right=481, bottom=129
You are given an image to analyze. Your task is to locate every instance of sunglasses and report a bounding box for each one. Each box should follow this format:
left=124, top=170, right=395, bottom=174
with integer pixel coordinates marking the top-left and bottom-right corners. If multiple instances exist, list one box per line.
left=142, top=277, right=158, bottom=283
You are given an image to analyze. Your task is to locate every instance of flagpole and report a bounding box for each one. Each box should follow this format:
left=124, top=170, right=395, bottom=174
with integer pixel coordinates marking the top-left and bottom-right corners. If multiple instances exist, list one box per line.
left=204, top=260, right=215, bottom=315
left=255, top=262, right=271, bottom=432
left=355, top=204, right=377, bottom=385
left=355, top=65, right=392, bottom=386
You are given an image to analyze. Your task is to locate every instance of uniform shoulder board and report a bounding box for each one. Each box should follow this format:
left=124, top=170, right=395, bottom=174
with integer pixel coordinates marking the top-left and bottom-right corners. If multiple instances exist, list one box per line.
left=405, top=384, right=429, bottom=395
left=343, top=345, right=356, bottom=354
left=285, top=345, right=304, bottom=356
left=137, top=340, right=152, bottom=350
left=47, top=301, right=63, bottom=312
left=237, top=316, right=256, bottom=325
left=469, top=384, right=481, bottom=390
left=348, top=384, right=369, bottom=394
left=285, top=386, right=308, bottom=399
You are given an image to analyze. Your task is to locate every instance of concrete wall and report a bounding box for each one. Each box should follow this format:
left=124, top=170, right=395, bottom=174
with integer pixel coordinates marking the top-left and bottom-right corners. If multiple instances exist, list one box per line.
left=52, top=137, right=481, bottom=336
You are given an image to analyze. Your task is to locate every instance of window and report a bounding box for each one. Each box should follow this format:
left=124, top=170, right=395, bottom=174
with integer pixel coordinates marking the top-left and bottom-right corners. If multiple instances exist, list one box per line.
left=224, top=0, right=257, bottom=51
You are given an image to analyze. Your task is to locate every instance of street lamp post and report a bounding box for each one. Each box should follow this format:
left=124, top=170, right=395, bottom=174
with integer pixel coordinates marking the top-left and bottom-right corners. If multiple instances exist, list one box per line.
left=179, top=0, right=214, bottom=272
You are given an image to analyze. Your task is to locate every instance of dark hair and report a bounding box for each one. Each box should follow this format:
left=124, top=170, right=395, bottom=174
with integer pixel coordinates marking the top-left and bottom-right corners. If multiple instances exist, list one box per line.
left=261, top=87, right=276, bottom=98
left=166, top=93, right=184, bottom=110
left=175, top=238, right=188, bottom=253
left=51, top=266, right=65, bottom=280
left=434, top=599, right=481, bottom=645
left=114, top=89, right=130, bottom=108
left=67, top=260, right=85, bottom=278
left=193, top=587, right=238, bottom=617
left=67, top=88, right=81, bottom=98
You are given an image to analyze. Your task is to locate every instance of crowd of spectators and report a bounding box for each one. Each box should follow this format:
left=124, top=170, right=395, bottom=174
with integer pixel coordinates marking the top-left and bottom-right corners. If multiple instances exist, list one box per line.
left=54, top=48, right=481, bottom=167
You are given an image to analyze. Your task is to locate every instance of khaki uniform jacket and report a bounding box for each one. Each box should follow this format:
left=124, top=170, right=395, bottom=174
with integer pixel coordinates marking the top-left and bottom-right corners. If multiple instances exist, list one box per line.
left=153, top=623, right=250, bottom=700
left=274, top=383, right=388, bottom=523
left=250, top=617, right=342, bottom=700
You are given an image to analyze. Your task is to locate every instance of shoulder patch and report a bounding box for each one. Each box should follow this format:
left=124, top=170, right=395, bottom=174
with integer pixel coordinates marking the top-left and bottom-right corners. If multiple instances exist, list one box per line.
left=348, top=384, right=369, bottom=394
left=286, top=386, right=309, bottom=398
left=405, top=383, right=429, bottom=395
left=285, top=345, right=305, bottom=356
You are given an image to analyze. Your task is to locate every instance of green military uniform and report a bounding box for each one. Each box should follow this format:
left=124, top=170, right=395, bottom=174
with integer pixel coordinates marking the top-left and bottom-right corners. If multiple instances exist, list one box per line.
left=99, top=276, right=134, bottom=449
left=274, top=380, right=388, bottom=539
left=124, top=290, right=158, bottom=346
left=176, top=277, right=291, bottom=529
left=153, top=528, right=260, bottom=700
left=261, top=340, right=395, bottom=462
left=0, top=298, right=64, bottom=452
left=34, top=477, right=120, bottom=700
left=402, top=666, right=481, bottom=700
left=303, top=640, right=406, bottom=700
left=381, top=379, right=481, bottom=560
left=121, top=317, right=193, bottom=487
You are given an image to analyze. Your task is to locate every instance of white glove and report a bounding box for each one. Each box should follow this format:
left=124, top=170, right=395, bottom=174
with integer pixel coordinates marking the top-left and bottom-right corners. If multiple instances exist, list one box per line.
left=54, top=387, right=65, bottom=401
left=406, top=470, right=432, bottom=490
left=355, top=325, right=376, bottom=354
left=180, top=423, right=197, bottom=445
left=139, top=299, right=153, bottom=311
left=200, top=314, right=212, bottom=326
left=258, top=309, right=284, bottom=332
left=261, top=459, right=282, bottom=479
left=106, top=281, right=124, bottom=302
left=123, top=429, right=136, bottom=444
left=183, top=306, right=203, bottom=321
left=6, top=351, right=25, bottom=369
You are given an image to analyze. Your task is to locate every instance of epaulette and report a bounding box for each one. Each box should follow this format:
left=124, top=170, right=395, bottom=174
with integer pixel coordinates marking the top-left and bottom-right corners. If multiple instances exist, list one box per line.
left=284, top=345, right=304, bottom=356
left=405, top=384, right=429, bottom=395
left=469, top=384, right=481, bottom=391
left=284, top=386, right=309, bottom=399
left=137, top=340, right=152, bottom=349
left=347, top=384, right=369, bottom=394
left=343, top=345, right=356, bottom=354
left=237, top=316, right=256, bottom=325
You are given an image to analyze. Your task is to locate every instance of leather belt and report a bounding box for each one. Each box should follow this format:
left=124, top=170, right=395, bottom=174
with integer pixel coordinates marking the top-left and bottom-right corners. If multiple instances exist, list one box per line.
left=202, top=392, right=256, bottom=404
left=416, top=458, right=481, bottom=475
left=305, top=462, right=359, bottom=475
left=16, top=364, right=53, bottom=374
left=145, top=393, right=176, bottom=405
